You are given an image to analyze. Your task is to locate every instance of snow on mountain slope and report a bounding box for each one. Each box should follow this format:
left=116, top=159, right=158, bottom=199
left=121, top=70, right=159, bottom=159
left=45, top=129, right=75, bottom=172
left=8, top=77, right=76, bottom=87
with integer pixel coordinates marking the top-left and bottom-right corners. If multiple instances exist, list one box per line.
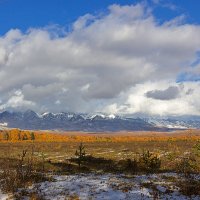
left=0, top=110, right=200, bottom=131
left=147, top=118, right=190, bottom=129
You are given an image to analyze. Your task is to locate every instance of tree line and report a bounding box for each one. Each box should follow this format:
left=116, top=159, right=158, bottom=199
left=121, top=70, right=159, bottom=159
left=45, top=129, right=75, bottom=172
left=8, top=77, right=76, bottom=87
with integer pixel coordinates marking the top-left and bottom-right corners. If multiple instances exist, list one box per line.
left=0, top=129, right=35, bottom=141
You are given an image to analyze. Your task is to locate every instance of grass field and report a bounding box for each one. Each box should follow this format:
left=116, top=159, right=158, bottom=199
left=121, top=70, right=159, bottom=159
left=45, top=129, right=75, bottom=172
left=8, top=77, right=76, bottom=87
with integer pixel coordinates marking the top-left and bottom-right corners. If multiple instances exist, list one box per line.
left=0, top=130, right=200, bottom=199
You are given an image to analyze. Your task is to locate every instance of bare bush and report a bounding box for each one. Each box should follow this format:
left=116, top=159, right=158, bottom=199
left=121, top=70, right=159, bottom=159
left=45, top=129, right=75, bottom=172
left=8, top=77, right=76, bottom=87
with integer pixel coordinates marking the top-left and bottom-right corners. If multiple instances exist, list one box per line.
left=0, top=146, right=45, bottom=193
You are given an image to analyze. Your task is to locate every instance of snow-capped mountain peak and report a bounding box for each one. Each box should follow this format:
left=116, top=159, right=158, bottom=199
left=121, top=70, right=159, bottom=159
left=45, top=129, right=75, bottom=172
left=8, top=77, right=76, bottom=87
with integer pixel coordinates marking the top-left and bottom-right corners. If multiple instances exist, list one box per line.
left=0, top=110, right=200, bottom=131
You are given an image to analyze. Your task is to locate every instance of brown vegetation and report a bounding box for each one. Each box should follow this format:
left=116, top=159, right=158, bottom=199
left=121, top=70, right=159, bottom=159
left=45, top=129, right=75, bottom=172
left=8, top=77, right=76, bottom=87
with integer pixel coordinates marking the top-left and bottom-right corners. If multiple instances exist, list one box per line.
left=0, top=129, right=200, bottom=143
left=0, top=129, right=200, bottom=198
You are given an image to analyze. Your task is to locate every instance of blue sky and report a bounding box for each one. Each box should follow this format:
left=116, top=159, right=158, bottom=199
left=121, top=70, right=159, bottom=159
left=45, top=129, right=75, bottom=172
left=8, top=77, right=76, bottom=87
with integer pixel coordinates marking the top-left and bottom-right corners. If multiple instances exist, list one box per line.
left=0, top=0, right=200, bottom=35
left=0, top=0, right=200, bottom=116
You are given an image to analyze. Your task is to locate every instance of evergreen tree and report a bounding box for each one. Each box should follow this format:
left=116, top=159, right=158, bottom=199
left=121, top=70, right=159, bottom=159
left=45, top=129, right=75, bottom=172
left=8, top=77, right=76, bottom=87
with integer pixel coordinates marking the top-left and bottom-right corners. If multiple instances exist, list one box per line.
left=3, top=132, right=9, bottom=140
left=18, top=132, right=21, bottom=140
left=22, top=133, right=28, bottom=140
left=75, top=143, right=86, bottom=169
left=30, top=132, right=35, bottom=141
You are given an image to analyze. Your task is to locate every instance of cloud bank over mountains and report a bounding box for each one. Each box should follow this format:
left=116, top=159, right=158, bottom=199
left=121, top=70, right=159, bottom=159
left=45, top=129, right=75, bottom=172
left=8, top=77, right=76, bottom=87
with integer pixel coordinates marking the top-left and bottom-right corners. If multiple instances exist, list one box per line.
left=0, top=3, right=200, bottom=116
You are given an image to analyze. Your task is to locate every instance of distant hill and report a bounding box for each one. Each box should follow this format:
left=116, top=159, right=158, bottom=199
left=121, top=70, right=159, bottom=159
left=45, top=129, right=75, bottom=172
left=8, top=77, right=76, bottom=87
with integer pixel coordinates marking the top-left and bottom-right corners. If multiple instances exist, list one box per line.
left=0, top=110, right=200, bottom=131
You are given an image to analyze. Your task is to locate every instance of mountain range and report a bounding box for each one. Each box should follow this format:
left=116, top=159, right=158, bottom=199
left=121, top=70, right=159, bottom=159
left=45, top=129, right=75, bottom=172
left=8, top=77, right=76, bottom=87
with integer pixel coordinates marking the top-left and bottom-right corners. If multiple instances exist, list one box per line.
left=0, top=110, right=200, bottom=131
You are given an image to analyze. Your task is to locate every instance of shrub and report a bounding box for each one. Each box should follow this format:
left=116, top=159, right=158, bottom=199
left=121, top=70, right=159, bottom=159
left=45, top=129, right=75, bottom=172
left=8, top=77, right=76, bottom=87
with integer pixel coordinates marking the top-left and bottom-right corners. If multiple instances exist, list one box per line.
left=118, top=158, right=138, bottom=174
left=139, top=150, right=161, bottom=173
left=176, top=155, right=197, bottom=177
left=0, top=148, right=45, bottom=193
left=178, top=178, right=200, bottom=196
left=75, top=143, right=86, bottom=169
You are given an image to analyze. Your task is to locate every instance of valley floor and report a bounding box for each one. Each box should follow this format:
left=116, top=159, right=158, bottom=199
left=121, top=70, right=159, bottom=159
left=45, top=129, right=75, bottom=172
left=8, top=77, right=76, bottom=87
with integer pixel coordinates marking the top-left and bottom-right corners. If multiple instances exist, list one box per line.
left=0, top=131, right=200, bottom=199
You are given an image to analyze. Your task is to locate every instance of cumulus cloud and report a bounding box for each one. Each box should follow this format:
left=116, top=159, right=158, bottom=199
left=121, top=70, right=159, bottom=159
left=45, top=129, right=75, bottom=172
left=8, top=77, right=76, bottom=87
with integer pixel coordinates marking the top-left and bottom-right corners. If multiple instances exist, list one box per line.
left=0, top=3, right=200, bottom=115
left=0, top=90, right=35, bottom=110
left=103, top=81, right=200, bottom=116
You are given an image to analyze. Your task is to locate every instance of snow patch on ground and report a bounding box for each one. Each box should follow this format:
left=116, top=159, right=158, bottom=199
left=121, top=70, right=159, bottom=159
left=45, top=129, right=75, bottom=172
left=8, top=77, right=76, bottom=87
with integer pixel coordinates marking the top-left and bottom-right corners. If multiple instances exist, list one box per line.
left=0, top=189, right=9, bottom=200
left=22, top=173, right=200, bottom=200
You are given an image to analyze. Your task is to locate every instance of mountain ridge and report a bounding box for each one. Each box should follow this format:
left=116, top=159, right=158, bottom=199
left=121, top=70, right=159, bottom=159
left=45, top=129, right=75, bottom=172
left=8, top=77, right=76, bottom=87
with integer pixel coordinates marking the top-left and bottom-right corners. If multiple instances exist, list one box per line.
left=0, top=110, right=199, bottom=131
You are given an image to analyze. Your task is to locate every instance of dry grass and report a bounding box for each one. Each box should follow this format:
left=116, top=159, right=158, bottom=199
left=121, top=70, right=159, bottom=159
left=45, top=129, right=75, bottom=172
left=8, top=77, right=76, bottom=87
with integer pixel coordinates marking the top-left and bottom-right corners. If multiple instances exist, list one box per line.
left=0, top=132, right=199, bottom=172
left=0, top=130, right=199, bottom=197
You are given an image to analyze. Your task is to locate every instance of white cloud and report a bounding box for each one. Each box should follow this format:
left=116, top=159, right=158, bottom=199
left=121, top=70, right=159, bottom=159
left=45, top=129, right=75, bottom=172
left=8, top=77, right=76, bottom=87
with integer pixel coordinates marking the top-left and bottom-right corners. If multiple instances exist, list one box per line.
left=103, top=81, right=200, bottom=116
left=0, top=90, right=35, bottom=110
left=0, top=3, right=200, bottom=115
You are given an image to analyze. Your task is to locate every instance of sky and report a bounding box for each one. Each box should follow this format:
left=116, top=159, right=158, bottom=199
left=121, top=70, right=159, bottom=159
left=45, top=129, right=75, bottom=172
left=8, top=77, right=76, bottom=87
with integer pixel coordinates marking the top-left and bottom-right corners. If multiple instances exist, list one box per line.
left=0, top=0, right=200, bottom=116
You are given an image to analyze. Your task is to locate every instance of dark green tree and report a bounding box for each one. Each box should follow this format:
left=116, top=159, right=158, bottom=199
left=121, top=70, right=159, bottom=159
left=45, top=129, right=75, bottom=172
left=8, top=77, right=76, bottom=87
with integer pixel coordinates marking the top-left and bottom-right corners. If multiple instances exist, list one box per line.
left=18, top=132, right=21, bottom=140
left=3, top=132, right=9, bottom=141
left=75, top=143, right=86, bottom=169
left=22, top=133, right=28, bottom=140
left=30, top=132, right=35, bottom=141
